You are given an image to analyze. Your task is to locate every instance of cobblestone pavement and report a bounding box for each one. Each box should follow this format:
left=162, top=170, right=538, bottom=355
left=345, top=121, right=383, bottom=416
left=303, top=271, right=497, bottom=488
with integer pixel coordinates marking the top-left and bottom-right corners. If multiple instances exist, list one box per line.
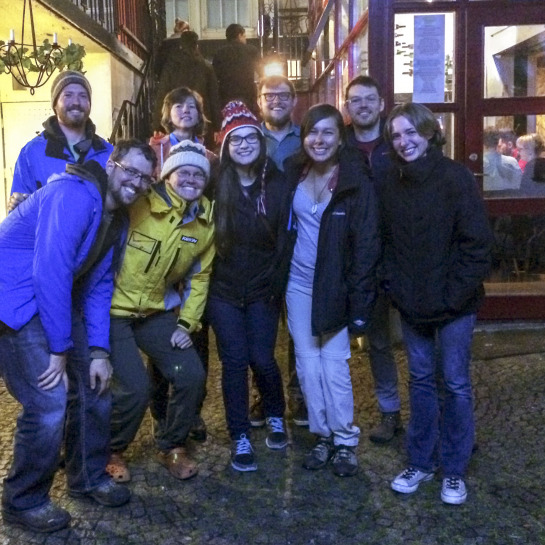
left=1, top=323, right=545, bottom=544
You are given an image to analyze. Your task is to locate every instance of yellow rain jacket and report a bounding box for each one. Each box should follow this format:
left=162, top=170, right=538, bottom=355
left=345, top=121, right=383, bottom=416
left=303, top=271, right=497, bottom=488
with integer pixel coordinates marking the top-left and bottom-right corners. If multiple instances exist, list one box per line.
left=110, top=182, right=215, bottom=332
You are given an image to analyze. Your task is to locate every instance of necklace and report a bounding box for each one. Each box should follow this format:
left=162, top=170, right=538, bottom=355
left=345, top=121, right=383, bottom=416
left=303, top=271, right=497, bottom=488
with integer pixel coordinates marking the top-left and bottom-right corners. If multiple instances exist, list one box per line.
left=310, top=167, right=336, bottom=214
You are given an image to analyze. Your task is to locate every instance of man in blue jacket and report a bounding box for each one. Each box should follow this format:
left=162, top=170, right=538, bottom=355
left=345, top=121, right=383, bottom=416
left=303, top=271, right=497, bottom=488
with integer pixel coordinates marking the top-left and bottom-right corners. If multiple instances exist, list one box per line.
left=0, top=140, right=156, bottom=533
left=9, top=70, right=113, bottom=210
left=344, top=75, right=403, bottom=444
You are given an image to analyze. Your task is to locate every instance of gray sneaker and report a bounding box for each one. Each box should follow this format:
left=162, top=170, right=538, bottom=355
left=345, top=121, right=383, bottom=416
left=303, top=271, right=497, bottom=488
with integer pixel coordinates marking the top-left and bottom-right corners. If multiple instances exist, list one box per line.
left=391, top=467, right=434, bottom=494
left=302, top=436, right=334, bottom=470
left=441, top=477, right=468, bottom=505
left=369, top=412, right=403, bottom=443
left=265, top=417, right=288, bottom=449
left=331, top=445, right=358, bottom=477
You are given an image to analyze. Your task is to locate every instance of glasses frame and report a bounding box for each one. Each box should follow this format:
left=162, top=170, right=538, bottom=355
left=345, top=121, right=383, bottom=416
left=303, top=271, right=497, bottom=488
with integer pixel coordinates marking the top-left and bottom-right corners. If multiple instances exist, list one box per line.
left=114, top=161, right=155, bottom=186
left=261, top=92, right=293, bottom=103
left=173, top=168, right=207, bottom=183
left=228, top=133, right=261, bottom=147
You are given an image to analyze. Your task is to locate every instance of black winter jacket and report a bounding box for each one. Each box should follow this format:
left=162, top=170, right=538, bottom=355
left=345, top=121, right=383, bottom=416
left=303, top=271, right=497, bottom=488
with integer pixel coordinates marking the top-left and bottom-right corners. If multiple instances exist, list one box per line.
left=345, top=122, right=392, bottom=185
left=378, top=146, right=493, bottom=325
left=209, top=162, right=290, bottom=306
left=283, top=148, right=380, bottom=336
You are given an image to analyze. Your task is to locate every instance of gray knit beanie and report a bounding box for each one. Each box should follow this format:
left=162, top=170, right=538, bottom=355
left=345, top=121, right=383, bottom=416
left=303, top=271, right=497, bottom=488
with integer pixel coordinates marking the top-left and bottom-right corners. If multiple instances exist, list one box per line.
left=51, top=70, right=92, bottom=109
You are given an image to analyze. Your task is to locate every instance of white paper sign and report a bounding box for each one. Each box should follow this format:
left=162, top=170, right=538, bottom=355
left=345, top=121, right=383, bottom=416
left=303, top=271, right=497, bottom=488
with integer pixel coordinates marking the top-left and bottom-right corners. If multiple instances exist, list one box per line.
left=413, top=15, right=445, bottom=103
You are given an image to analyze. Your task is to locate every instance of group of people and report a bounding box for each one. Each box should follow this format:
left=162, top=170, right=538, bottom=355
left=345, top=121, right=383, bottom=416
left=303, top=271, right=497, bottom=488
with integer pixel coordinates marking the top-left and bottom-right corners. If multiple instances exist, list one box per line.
left=483, top=127, right=545, bottom=195
left=0, top=64, right=493, bottom=534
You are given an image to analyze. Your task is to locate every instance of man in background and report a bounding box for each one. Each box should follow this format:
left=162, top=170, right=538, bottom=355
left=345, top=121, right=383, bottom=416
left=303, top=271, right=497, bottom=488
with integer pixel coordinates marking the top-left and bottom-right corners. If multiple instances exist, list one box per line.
left=344, top=75, right=403, bottom=444
left=213, top=24, right=261, bottom=115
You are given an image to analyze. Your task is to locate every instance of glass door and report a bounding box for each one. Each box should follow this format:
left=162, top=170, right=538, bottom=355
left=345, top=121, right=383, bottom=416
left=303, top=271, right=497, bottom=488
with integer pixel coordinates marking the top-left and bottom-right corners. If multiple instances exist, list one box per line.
left=465, top=4, right=545, bottom=319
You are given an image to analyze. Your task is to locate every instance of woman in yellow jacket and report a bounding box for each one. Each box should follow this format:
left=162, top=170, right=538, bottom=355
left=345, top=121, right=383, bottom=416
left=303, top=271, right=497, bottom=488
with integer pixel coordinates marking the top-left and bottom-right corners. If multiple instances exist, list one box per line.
left=106, top=140, right=215, bottom=482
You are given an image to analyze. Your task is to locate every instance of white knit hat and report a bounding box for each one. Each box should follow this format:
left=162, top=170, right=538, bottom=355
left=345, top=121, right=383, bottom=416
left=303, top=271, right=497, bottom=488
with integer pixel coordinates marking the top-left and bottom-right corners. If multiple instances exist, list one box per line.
left=160, top=140, right=210, bottom=181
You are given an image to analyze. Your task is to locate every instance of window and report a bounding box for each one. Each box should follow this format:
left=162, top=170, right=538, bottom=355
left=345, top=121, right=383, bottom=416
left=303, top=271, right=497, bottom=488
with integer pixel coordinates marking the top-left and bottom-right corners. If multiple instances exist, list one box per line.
left=206, top=0, right=250, bottom=29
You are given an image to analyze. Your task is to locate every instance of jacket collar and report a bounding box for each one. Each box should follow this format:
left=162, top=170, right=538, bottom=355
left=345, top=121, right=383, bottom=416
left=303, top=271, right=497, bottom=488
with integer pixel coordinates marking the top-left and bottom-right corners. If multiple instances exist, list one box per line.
left=398, top=146, right=444, bottom=184
left=42, top=115, right=108, bottom=161
left=149, top=181, right=213, bottom=224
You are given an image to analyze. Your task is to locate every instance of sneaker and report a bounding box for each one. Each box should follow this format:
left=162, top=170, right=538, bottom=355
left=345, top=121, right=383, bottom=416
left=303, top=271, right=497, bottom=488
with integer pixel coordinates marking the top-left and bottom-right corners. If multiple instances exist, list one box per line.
left=231, top=434, right=257, bottom=472
left=289, top=398, right=309, bottom=427
left=391, top=467, right=434, bottom=494
left=331, top=445, right=358, bottom=477
left=369, top=412, right=403, bottom=443
left=302, top=436, right=334, bottom=470
left=189, top=415, right=207, bottom=442
left=249, top=399, right=265, bottom=428
left=2, top=501, right=71, bottom=533
left=69, top=479, right=131, bottom=507
left=441, top=477, right=468, bottom=505
left=265, top=417, right=288, bottom=449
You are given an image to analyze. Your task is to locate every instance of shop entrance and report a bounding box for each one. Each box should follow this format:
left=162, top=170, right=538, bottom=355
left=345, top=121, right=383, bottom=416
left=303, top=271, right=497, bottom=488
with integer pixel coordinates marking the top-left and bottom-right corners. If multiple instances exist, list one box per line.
left=385, top=1, right=545, bottom=320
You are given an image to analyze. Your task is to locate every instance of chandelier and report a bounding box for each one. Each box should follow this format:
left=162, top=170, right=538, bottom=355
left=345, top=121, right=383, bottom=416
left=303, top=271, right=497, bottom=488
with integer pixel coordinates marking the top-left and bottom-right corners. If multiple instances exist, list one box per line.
left=0, top=0, right=83, bottom=94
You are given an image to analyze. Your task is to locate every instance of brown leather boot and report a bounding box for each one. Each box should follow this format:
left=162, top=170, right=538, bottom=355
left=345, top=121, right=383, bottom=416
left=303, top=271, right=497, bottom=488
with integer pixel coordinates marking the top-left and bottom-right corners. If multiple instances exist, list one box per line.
left=369, top=412, right=403, bottom=443
left=156, top=447, right=198, bottom=480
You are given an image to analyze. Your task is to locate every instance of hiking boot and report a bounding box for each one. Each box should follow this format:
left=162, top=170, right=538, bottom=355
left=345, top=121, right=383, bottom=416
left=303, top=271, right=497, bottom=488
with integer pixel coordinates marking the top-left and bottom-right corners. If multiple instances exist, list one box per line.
left=369, top=412, right=403, bottom=443
left=302, top=436, right=334, bottom=470
left=265, top=417, right=288, bottom=449
left=391, top=467, right=434, bottom=494
left=249, top=399, right=265, bottom=428
left=189, top=416, right=207, bottom=442
left=157, top=447, right=198, bottom=480
left=2, top=502, right=71, bottom=533
left=231, top=434, right=257, bottom=472
left=331, top=445, right=358, bottom=477
left=289, top=397, right=309, bottom=427
left=69, top=479, right=131, bottom=507
left=441, top=477, right=468, bottom=505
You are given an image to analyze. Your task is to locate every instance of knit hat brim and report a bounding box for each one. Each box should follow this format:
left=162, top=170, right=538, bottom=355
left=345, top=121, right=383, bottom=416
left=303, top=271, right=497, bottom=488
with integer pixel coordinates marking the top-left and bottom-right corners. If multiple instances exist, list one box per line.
left=160, top=140, right=211, bottom=180
left=51, top=70, right=92, bottom=109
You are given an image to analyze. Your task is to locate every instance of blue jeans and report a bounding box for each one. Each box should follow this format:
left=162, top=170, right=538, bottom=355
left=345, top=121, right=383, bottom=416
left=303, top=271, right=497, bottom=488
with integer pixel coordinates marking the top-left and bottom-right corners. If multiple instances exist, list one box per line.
left=366, top=292, right=400, bottom=413
left=401, top=313, right=476, bottom=478
left=208, top=297, right=286, bottom=439
left=0, top=313, right=111, bottom=512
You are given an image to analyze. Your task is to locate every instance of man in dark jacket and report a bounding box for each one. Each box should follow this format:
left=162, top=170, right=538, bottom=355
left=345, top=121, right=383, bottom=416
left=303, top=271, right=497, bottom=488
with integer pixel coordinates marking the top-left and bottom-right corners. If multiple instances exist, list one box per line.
left=9, top=70, right=113, bottom=210
left=213, top=24, right=261, bottom=115
left=344, top=75, right=402, bottom=444
left=0, top=140, right=156, bottom=533
left=154, top=31, right=221, bottom=145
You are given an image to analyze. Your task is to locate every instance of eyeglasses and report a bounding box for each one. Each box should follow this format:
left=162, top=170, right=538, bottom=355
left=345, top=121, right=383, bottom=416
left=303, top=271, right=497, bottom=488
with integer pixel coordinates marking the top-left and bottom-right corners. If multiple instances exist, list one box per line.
left=261, top=92, right=293, bottom=103
left=174, top=169, right=206, bottom=183
left=345, top=96, right=380, bottom=106
left=114, top=161, right=155, bottom=186
left=228, top=133, right=260, bottom=146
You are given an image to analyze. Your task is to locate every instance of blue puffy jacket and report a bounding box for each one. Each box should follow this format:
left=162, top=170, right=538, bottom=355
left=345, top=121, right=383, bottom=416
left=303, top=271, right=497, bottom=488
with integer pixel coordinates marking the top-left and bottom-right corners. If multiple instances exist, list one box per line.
left=0, top=170, right=121, bottom=353
left=11, top=116, right=113, bottom=194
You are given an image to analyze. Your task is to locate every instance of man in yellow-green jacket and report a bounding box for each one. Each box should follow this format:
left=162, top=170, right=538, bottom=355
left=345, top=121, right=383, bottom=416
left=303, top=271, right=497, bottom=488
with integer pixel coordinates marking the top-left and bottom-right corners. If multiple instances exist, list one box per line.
left=106, top=140, right=215, bottom=483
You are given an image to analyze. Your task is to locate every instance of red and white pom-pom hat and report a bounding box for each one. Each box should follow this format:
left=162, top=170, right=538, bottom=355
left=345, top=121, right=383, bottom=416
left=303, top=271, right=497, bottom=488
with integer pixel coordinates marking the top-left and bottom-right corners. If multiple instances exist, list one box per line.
left=219, top=100, right=263, bottom=158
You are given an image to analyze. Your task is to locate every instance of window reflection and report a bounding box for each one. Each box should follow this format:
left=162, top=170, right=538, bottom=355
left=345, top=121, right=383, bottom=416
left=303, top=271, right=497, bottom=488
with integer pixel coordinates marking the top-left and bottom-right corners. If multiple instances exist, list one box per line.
left=484, top=25, right=545, bottom=98
left=483, top=115, right=545, bottom=198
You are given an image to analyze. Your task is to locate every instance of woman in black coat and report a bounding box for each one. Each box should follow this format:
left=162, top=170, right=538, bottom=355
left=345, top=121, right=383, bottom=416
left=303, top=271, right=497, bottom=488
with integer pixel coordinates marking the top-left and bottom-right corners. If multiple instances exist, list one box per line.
left=379, top=102, right=492, bottom=505
left=284, top=104, right=379, bottom=477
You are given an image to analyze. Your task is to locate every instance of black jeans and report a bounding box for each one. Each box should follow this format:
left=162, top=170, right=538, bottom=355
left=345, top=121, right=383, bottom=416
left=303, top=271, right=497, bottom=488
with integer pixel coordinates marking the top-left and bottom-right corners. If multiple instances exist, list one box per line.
left=109, top=312, right=205, bottom=453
